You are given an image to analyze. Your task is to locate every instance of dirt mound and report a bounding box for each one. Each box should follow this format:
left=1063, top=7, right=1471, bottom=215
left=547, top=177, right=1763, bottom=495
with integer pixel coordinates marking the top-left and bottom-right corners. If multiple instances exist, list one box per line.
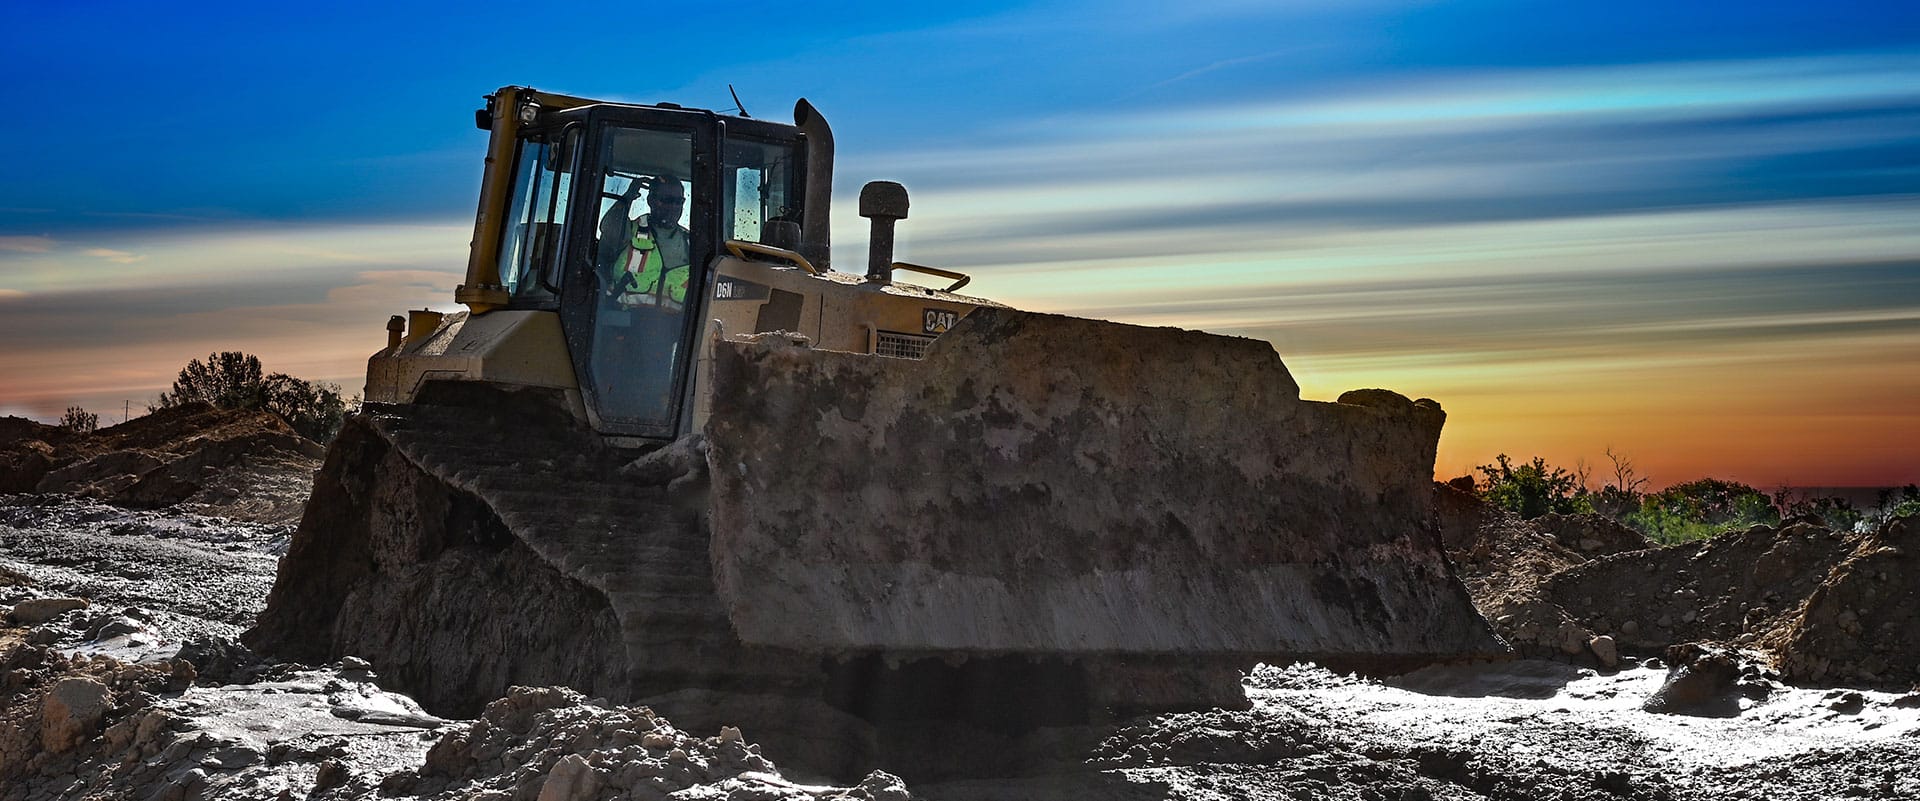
left=1769, top=515, right=1920, bottom=686
left=0, top=418, right=66, bottom=495
left=1438, top=484, right=1920, bottom=688
left=1542, top=521, right=1856, bottom=654
left=1431, top=483, right=1590, bottom=658
left=1532, top=512, right=1651, bottom=557
left=0, top=614, right=911, bottom=801
left=0, top=404, right=322, bottom=523
left=393, top=686, right=910, bottom=801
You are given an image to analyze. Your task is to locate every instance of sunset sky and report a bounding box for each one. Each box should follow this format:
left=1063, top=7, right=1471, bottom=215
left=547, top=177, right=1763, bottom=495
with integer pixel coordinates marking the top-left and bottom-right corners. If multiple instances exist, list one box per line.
left=3, top=1, right=1917, bottom=488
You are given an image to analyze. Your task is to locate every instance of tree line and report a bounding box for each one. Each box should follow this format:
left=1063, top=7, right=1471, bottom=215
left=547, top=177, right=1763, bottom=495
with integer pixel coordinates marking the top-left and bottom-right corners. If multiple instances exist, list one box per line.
left=1472, top=450, right=1920, bottom=544
left=59, top=351, right=353, bottom=444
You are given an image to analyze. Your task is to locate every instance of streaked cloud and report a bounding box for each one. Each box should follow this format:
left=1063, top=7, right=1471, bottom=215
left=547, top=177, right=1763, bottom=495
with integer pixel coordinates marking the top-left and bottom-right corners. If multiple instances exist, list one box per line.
left=0, top=223, right=468, bottom=296
left=1137, top=51, right=1920, bottom=133
left=1132, top=48, right=1308, bottom=96
left=81, top=247, right=145, bottom=264
left=0, top=222, right=467, bottom=419
left=0, top=236, right=54, bottom=253
left=852, top=51, right=1919, bottom=228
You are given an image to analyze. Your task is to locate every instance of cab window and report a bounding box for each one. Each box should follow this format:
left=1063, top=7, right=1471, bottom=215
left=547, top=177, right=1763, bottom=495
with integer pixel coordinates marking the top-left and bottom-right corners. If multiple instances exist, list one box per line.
left=721, top=138, right=801, bottom=246
left=583, top=125, right=696, bottom=429
left=499, top=129, right=577, bottom=301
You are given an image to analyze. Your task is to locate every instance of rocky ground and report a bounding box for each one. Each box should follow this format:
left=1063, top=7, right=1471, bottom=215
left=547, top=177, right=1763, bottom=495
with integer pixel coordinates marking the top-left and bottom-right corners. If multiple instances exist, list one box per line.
left=1, top=413, right=1917, bottom=799
left=0, top=498, right=913, bottom=801
left=0, top=404, right=320, bottom=525
left=1434, top=481, right=1920, bottom=689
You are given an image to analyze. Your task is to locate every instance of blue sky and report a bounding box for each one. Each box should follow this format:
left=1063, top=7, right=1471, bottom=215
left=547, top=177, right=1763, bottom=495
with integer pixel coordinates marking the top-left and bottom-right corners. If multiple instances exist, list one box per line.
left=4, top=1, right=1918, bottom=486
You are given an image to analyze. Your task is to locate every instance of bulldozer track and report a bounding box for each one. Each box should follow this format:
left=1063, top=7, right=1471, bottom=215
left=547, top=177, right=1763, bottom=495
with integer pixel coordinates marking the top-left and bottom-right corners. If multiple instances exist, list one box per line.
left=367, top=405, right=804, bottom=691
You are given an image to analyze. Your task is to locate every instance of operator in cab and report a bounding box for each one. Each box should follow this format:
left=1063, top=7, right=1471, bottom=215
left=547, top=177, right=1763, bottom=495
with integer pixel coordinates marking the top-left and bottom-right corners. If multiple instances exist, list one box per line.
left=590, top=174, right=691, bottom=424
left=598, top=176, right=690, bottom=310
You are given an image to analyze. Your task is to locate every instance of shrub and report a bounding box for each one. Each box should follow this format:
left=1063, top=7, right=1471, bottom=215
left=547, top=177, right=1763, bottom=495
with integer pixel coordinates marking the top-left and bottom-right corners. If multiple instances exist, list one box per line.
left=1476, top=454, right=1589, bottom=519
left=1626, top=478, right=1779, bottom=544
left=58, top=406, right=98, bottom=434
left=1772, top=488, right=1865, bottom=532
left=1886, top=485, right=1920, bottom=520
left=262, top=373, right=349, bottom=443
left=1589, top=447, right=1648, bottom=518
left=1588, top=485, right=1641, bottom=519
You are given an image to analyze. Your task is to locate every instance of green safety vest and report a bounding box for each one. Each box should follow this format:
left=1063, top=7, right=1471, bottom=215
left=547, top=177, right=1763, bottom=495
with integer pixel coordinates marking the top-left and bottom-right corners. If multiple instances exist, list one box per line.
left=615, top=217, right=689, bottom=307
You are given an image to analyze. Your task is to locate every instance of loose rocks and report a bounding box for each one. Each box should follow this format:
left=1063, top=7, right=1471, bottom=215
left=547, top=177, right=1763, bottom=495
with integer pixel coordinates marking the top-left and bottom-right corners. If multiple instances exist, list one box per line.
left=11, top=598, right=88, bottom=626
left=1588, top=635, right=1619, bottom=669
left=402, top=685, right=906, bottom=801
left=39, top=677, right=110, bottom=752
left=1642, top=645, right=1743, bottom=716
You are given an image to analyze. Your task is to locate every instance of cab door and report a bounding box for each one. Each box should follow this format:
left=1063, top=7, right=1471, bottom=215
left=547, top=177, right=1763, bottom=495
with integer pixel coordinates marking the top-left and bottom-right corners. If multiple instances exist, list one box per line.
left=558, top=107, right=718, bottom=440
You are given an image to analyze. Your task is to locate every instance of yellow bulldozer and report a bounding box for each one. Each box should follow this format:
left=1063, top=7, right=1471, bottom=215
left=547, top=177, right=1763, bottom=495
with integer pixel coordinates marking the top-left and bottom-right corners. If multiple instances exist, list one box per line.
left=245, top=86, right=1503, bottom=776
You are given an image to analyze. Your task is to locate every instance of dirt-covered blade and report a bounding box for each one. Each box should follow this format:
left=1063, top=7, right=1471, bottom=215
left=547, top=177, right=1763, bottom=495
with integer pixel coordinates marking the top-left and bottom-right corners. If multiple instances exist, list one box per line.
left=704, top=307, right=1507, bottom=664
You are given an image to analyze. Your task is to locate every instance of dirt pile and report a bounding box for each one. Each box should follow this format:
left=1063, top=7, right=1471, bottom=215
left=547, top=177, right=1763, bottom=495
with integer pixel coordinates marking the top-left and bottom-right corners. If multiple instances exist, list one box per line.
left=1431, top=483, right=1600, bottom=659
left=1768, top=515, right=1920, bottom=686
left=0, top=404, right=322, bottom=523
left=386, top=686, right=910, bottom=801
left=0, top=632, right=199, bottom=800
left=1437, top=484, right=1920, bottom=687
left=1542, top=520, right=1855, bottom=654
left=0, top=610, right=912, bottom=801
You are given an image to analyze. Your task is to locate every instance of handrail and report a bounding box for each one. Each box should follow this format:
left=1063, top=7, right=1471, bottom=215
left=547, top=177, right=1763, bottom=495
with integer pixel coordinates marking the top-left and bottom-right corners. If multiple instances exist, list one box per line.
left=725, top=240, right=820, bottom=275
left=891, top=261, right=971, bottom=292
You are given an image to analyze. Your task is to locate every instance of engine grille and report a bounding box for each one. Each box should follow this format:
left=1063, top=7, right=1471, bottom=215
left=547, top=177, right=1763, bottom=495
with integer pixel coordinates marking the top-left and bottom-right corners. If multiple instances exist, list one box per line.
left=875, top=331, right=936, bottom=360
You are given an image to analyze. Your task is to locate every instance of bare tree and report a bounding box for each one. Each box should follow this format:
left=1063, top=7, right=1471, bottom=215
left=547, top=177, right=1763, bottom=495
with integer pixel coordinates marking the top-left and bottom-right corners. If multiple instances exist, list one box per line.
left=1605, top=446, right=1647, bottom=493
left=1590, top=446, right=1650, bottom=519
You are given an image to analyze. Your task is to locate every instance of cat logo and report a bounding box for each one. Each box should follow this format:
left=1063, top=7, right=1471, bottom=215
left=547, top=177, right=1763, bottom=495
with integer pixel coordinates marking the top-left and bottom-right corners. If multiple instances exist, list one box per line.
left=923, top=308, right=958, bottom=334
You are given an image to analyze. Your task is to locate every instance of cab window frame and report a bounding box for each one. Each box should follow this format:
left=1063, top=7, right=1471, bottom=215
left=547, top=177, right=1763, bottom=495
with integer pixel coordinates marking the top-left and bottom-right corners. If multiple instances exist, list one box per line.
left=498, top=122, right=582, bottom=311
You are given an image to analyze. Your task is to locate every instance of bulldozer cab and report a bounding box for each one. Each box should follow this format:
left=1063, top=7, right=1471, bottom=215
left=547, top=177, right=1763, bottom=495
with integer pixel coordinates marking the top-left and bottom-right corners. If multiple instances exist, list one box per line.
left=486, top=96, right=808, bottom=439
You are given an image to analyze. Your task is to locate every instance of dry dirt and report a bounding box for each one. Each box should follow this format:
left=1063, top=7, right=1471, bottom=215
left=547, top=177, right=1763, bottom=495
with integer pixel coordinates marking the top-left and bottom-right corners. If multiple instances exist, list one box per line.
left=0, top=501, right=910, bottom=801
left=0, top=405, right=320, bottom=524
left=1434, top=482, right=1920, bottom=690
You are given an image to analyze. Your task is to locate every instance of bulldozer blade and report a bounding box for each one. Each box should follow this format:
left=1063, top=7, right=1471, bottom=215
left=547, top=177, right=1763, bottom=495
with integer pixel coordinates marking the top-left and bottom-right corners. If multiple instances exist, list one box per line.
left=705, top=307, right=1505, bottom=666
